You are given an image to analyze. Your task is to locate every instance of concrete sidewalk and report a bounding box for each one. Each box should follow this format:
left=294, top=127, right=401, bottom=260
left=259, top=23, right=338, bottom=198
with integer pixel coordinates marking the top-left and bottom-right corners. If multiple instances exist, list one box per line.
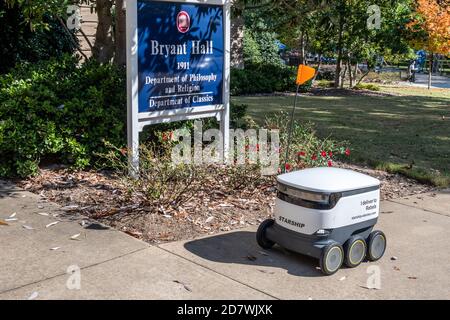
left=1, top=179, right=449, bottom=299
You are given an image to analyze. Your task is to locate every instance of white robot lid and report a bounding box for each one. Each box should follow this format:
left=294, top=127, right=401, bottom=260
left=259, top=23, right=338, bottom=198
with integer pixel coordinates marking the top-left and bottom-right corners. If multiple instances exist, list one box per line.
left=277, top=167, right=380, bottom=193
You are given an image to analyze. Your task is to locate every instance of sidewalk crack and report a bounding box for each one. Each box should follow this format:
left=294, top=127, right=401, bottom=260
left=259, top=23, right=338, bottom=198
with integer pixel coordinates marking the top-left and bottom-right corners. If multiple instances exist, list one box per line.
left=156, top=245, right=281, bottom=300
left=387, top=199, right=449, bottom=218
left=0, top=246, right=150, bottom=296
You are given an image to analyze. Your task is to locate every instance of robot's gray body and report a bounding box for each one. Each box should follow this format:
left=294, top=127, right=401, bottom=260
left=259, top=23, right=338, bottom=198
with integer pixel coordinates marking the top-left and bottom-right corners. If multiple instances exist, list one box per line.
left=257, top=167, right=387, bottom=275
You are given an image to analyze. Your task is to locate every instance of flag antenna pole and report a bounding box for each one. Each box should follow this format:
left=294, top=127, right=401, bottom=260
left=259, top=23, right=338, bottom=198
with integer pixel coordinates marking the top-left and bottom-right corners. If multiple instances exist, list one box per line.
left=283, top=84, right=300, bottom=173
left=282, top=64, right=315, bottom=174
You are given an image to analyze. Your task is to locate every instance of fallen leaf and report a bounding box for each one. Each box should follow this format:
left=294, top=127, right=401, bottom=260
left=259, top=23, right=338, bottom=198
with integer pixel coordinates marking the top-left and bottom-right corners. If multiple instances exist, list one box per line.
left=70, top=233, right=81, bottom=240
left=205, top=216, right=214, bottom=223
left=408, top=276, right=418, bottom=280
left=22, top=225, right=34, bottom=230
left=257, top=269, right=275, bottom=274
left=27, top=292, right=39, bottom=300
left=246, top=255, right=257, bottom=261
left=62, top=205, right=79, bottom=211
left=173, top=280, right=192, bottom=292
left=391, top=256, right=398, bottom=261
left=0, top=220, right=9, bottom=226
left=37, top=212, right=49, bottom=216
left=339, top=276, right=346, bottom=281
left=360, top=285, right=380, bottom=290
left=46, top=221, right=59, bottom=228
left=393, top=266, right=400, bottom=271
left=50, top=247, right=61, bottom=251
left=163, top=214, right=172, bottom=219
left=258, top=251, right=269, bottom=256
left=9, top=212, right=17, bottom=218
left=5, top=218, right=18, bottom=222
left=218, top=203, right=234, bottom=207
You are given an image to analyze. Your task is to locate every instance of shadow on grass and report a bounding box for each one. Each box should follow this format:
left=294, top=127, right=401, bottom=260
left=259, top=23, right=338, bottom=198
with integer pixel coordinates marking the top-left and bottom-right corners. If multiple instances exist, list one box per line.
left=184, top=230, right=324, bottom=277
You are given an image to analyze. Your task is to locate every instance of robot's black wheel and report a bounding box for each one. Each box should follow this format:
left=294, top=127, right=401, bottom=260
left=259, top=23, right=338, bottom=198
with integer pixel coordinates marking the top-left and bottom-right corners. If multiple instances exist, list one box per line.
left=344, top=235, right=367, bottom=268
left=367, top=230, right=387, bottom=261
left=256, top=219, right=275, bottom=249
left=319, top=242, right=344, bottom=275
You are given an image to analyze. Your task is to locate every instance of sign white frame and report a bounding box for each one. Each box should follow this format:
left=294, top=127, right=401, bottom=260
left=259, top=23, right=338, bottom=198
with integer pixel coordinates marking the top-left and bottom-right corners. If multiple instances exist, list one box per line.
left=126, top=0, right=231, bottom=175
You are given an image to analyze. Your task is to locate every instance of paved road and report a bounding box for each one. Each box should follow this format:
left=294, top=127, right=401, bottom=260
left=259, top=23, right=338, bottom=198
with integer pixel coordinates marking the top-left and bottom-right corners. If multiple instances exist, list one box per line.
left=400, top=73, right=450, bottom=89
left=1, top=179, right=449, bottom=299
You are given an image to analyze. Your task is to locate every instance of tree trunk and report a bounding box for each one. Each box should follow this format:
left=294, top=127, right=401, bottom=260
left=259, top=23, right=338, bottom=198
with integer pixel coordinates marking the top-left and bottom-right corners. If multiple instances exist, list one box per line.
left=299, top=31, right=305, bottom=65
left=353, top=62, right=359, bottom=77
left=93, top=0, right=114, bottom=64
left=114, top=0, right=127, bottom=66
left=334, top=16, right=344, bottom=88
left=348, top=58, right=353, bottom=88
left=356, top=70, right=370, bottom=86
left=230, top=16, right=245, bottom=69
left=428, top=53, right=433, bottom=90
left=313, top=54, right=322, bottom=81
left=341, top=62, right=347, bottom=89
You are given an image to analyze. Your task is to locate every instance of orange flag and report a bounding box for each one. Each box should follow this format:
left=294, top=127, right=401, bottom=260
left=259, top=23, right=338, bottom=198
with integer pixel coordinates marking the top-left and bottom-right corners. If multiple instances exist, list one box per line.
left=296, top=64, right=316, bottom=85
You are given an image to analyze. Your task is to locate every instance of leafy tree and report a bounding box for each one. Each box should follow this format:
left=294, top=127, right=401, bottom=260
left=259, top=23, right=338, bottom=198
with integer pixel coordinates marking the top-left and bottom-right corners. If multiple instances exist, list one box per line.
left=407, top=0, right=450, bottom=88
left=252, top=0, right=414, bottom=87
left=0, top=2, right=77, bottom=74
left=4, top=0, right=126, bottom=65
left=243, top=11, right=283, bottom=66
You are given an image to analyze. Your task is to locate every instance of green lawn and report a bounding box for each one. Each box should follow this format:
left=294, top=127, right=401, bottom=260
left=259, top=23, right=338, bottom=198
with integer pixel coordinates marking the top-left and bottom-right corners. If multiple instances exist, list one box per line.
left=232, top=85, right=450, bottom=187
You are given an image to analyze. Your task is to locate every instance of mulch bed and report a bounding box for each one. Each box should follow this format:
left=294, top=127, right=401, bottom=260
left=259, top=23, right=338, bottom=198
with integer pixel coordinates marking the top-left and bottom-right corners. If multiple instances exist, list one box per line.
left=17, top=162, right=434, bottom=244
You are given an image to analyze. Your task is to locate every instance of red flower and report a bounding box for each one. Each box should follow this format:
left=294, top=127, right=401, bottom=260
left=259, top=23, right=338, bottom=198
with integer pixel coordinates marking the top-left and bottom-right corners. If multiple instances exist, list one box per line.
left=162, top=133, right=168, bottom=141
left=256, top=144, right=260, bottom=152
left=321, top=150, right=327, bottom=157
left=311, top=154, right=317, bottom=161
left=298, top=151, right=306, bottom=157
left=285, top=163, right=292, bottom=171
left=169, top=131, right=174, bottom=140
left=328, top=160, right=333, bottom=167
left=328, top=151, right=333, bottom=157
left=120, top=148, right=127, bottom=156
left=345, top=148, right=351, bottom=156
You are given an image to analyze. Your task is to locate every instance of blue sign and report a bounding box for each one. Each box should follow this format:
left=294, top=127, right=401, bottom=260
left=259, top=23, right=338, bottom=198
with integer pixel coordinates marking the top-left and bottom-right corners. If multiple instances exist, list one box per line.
left=137, top=0, right=224, bottom=113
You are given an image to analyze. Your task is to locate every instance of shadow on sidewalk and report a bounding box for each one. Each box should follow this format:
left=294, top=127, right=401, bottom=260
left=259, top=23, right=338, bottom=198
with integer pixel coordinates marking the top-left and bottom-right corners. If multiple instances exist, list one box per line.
left=184, top=230, right=323, bottom=277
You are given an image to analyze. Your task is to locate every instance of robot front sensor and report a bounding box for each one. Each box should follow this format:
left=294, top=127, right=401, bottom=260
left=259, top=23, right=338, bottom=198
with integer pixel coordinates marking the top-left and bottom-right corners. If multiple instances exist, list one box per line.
left=257, top=167, right=387, bottom=275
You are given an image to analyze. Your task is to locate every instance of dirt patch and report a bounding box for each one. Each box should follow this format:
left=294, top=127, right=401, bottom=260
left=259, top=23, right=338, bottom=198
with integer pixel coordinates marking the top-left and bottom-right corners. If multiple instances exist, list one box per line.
left=17, top=163, right=434, bottom=244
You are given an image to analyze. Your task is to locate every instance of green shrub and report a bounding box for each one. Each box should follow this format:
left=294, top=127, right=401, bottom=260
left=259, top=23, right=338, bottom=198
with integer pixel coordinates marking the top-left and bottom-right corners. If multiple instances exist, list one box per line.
left=231, top=64, right=312, bottom=95
left=315, top=80, right=334, bottom=88
left=0, top=55, right=126, bottom=177
left=354, top=83, right=381, bottom=91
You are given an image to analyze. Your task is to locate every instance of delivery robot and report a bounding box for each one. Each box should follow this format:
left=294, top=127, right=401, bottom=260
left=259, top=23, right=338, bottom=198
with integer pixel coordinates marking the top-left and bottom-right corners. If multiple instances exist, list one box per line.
left=257, top=167, right=386, bottom=275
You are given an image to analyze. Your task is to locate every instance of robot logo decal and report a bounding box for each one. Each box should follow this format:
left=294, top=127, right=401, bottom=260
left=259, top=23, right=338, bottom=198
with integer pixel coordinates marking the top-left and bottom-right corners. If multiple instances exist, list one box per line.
left=177, top=11, right=190, bottom=33
left=279, top=216, right=305, bottom=229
